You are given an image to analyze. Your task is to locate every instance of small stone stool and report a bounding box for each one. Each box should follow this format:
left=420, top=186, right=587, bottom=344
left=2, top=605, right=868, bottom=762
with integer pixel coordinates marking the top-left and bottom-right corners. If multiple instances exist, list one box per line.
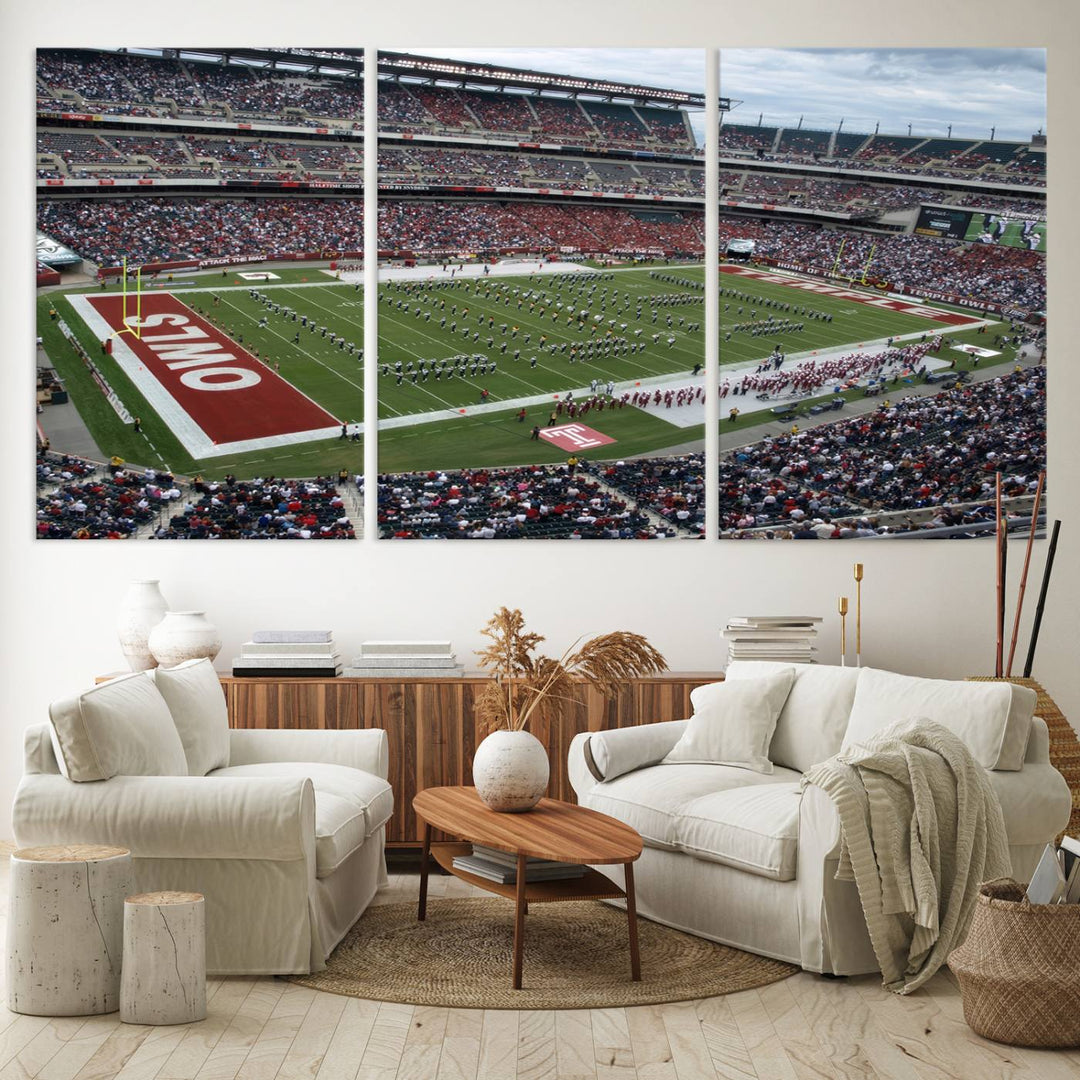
left=120, top=891, right=207, bottom=1026
left=7, top=844, right=132, bottom=1015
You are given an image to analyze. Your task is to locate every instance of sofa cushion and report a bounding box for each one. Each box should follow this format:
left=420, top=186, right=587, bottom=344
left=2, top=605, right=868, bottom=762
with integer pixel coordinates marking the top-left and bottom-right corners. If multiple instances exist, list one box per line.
left=583, top=762, right=802, bottom=852
left=49, top=672, right=188, bottom=782
left=210, top=762, right=394, bottom=839
left=150, top=659, right=230, bottom=776
left=311, top=792, right=369, bottom=878
left=663, top=671, right=794, bottom=774
left=725, top=661, right=860, bottom=773
left=843, top=668, right=1036, bottom=771
left=678, top=783, right=802, bottom=881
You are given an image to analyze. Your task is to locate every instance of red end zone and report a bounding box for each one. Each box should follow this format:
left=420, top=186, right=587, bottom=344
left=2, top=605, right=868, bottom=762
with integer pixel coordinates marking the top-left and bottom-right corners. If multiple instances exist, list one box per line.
left=721, top=265, right=976, bottom=326
left=85, top=292, right=338, bottom=445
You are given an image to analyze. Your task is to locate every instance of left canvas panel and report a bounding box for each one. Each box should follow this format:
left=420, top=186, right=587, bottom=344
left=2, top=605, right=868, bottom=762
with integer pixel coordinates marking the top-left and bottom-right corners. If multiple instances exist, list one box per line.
left=35, top=48, right=364, bottom=539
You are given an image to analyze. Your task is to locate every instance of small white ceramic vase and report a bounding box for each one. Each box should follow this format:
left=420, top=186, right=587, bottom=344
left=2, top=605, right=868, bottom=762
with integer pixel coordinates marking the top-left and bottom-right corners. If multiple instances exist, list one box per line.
left=116, top=579, right=169, bottom=671
left=472, top=729, right=550, bottom=812
left=148, top=611, right=222, bottom=669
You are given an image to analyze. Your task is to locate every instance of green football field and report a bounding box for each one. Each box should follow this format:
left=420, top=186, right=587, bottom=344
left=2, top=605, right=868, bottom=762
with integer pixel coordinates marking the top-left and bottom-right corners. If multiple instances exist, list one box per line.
left=38, top=262, right=1013, bottom=479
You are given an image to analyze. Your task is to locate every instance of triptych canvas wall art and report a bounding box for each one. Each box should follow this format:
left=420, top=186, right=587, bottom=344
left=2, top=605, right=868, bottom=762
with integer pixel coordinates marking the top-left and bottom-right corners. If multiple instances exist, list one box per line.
left=34, top=46, right=1045, bottom=540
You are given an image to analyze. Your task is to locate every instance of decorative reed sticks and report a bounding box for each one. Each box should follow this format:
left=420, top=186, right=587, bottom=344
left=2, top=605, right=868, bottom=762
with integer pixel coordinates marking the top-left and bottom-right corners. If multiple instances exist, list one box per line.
left=853, top=563, right=863, bottom=668
left=838, top=596, right=849, bottom=666
left=1006, top=471, right=1046, bottom=676
left=1023, top=519, right=1060, bottom=678
left=994, top=473, right=1005, bottom=677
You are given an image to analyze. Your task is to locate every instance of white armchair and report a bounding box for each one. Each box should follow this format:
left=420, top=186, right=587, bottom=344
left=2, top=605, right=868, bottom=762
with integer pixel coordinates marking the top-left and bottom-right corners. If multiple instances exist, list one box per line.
left=12, top=664, right=392, bottom=975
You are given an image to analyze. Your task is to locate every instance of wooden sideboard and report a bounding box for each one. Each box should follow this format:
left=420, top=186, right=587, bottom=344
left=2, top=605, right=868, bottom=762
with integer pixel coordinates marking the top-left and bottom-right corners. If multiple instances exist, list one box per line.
left=220, top=672, right=721, bottom=848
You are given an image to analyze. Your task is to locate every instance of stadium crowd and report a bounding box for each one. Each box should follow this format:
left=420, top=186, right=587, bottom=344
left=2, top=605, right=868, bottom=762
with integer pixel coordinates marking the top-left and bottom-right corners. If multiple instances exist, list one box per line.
left=36, top=453, right=178, bottom=539
left=36, top=451, right=357, bottom=540
left=586, top=455, right=705, bottom=536
left=727, top=218, right=1045, bottom=310
left=377, top=464, right=688, bottom=539
left=154, top=476, right=355, bottom=539
left=718, top=366, right=1045, bottom=537
left=38, top=50, right=693, bottom=148
left=37, top=192, right=1043, bottom=311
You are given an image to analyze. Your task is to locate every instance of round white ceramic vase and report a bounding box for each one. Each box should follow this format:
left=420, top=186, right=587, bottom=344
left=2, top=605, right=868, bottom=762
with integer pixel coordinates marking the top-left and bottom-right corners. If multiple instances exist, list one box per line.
left=116, top=580, right=169, bottom=672
left=148, top=611, right=222, bottom=669
left=472, top=729, right=550, bottom=812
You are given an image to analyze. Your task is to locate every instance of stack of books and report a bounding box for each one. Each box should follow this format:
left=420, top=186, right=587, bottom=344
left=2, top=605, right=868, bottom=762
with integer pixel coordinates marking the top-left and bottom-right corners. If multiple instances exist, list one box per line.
left=723, top=616, right=822, bottom=665
left=344, top=641, right=464, bottom=679
left=451, top=844, right=587, bottom=885
left=232, top=631, right=341, bottom=677
left=1027, top=836, right=1080, bottom=904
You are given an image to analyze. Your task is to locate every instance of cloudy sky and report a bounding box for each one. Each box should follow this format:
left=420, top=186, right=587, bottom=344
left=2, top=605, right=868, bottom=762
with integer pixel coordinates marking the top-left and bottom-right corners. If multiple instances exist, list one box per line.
left=396, top=47, right=1045, bottom=143
left=722, top=49, right=1046, bottom=141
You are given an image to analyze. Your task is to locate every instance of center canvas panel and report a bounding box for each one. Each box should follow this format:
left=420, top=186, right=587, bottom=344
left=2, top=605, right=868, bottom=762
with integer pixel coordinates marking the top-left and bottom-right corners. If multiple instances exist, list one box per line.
left=375, top=48, right=706, bottom=539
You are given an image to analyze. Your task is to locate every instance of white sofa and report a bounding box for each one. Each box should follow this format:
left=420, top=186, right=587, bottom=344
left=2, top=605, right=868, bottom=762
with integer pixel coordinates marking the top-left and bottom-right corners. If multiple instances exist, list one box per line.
left=12, top=661, right=392, bottom=976
left=568, top=663, right=1072, bottom=976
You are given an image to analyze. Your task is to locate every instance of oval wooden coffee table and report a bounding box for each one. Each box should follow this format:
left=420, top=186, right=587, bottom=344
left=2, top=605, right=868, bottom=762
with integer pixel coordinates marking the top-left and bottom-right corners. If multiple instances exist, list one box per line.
left=413, top=786, right=643, bottom=990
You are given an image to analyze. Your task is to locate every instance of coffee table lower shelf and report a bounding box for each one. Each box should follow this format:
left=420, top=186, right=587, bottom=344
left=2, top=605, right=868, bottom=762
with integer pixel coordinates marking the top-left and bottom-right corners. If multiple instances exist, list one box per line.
left=430, top=842, right=627, bottom=903
left=419, top=839, right=640, bottom=989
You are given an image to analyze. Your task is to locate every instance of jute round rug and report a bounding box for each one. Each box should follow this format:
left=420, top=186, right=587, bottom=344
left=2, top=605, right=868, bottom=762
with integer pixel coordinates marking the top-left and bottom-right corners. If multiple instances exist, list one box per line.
left=288, top=898, right=797, bottom=1009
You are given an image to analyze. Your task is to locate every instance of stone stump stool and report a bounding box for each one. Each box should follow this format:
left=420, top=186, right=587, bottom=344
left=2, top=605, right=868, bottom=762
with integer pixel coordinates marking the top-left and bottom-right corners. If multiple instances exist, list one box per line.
left=7, top=844, right=132, bottom=1015
left=120, top=891, right=207, bottom=1025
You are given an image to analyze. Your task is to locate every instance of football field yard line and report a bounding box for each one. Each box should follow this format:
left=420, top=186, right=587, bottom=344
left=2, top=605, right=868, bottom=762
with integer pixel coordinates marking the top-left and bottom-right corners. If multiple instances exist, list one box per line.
left=215, top=292, right=365, bottom=396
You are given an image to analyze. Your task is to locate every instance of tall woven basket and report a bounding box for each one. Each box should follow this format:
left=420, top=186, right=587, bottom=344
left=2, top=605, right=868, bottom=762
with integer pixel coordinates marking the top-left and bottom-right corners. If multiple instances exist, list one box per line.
left=949, top=879, right=1080, bottom=1048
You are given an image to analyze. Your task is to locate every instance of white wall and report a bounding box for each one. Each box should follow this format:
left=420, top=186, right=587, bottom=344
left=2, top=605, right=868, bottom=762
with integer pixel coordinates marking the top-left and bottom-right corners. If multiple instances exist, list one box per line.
left=2, top=1, right=1077, bottom=836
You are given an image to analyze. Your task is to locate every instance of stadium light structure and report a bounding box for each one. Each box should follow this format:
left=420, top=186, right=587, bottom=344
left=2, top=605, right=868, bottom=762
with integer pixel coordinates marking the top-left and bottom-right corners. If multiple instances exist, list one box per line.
left=378, top=50, right=711, bottom=110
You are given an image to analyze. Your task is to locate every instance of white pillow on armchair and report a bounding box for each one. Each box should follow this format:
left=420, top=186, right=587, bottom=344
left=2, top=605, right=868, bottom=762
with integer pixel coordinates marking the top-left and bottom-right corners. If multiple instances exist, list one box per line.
left=663, top=669, right=795, bottom=774
left=150, top=658, right=231, bottom=775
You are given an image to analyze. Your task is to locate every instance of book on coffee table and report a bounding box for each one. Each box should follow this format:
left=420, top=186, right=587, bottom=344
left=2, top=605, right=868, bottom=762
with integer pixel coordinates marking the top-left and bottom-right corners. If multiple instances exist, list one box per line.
left=452, top=845, right=587, bottom=884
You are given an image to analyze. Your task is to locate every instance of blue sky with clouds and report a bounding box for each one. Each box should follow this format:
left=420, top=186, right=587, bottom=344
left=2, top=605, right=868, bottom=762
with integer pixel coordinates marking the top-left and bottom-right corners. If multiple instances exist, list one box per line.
left=722, top=48, right=1046, bottom=141
left=395, top=47, right=1045, bottom=143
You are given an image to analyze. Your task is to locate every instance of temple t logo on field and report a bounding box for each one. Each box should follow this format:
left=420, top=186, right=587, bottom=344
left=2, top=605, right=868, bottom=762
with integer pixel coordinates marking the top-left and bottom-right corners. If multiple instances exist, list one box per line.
left=538, top=424, right=616, bottom=451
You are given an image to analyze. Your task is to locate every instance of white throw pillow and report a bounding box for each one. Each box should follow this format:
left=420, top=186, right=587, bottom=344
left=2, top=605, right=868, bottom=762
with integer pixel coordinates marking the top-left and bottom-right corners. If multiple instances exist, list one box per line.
left=842, top=668, right=1036, bottom=771
left=724, top=661, right=860, bottom=772
left=150, top=658, right=230, bottom=775
left=663, top=670, right=795, bottom=774
left=49, top=671, right=188, bottom=782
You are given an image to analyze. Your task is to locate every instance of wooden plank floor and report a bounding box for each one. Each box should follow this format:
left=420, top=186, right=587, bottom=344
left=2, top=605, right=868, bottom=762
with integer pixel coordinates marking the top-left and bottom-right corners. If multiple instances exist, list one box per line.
left=1, top=853, right=1077, bottom=1080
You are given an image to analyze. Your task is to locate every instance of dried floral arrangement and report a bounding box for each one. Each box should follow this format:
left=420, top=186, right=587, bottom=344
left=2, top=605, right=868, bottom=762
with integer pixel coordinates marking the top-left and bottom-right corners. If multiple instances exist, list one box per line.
left=475, top=607, right=667, bottom=734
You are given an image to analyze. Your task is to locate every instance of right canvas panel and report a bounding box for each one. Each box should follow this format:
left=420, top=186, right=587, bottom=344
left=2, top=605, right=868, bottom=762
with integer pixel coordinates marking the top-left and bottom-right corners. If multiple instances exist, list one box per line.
left=717, top=48, right=1046, bottom=539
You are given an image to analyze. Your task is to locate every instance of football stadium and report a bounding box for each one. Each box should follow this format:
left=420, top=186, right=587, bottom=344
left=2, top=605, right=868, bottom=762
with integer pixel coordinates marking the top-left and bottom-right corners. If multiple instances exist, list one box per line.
left=34, top=47, right=1045, bottom=540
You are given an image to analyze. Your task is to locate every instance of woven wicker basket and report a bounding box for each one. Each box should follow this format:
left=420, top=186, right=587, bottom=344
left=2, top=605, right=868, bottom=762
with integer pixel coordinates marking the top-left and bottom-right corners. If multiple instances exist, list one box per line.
left=949, top=879, right=1080, bottom=1048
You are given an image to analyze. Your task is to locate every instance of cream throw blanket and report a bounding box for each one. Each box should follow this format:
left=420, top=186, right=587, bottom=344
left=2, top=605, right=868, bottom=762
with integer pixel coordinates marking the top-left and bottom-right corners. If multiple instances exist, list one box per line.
left=802, top=718, right=1011, bottom=994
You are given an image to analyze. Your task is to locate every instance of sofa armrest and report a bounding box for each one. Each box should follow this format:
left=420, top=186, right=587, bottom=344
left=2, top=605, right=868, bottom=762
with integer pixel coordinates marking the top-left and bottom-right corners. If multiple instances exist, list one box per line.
left=12, top=773, right=315, bottom=862
left=568, top=720, right=687, bottom=799
left=796, top=782, right=876, bottom=974
left=23, top=723, right=61, bottom=775
left=987, top=762, right=1071, bottom=848
left=228, top=728, right=389, bottom=780
left=1025, top=717, right=1051, bottom=764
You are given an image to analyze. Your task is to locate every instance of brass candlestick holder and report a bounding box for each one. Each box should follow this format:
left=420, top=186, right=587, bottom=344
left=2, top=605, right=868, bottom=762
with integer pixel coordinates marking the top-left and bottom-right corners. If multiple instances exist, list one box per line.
left=853, top=563, right=864, bottom=668
left=838, top=596, right=849, bottom=666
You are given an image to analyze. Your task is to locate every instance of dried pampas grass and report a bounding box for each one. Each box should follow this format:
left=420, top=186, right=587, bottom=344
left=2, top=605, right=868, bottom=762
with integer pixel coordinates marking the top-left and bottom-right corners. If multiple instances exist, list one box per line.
left=475, top=607, right=666, bottom=734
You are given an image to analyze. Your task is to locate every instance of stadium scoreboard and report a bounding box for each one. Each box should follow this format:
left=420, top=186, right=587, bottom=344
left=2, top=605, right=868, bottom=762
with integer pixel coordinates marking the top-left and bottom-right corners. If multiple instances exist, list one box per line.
left=915, top=206, right=1047, bottom=252
left=914, top=206, right=972, bottom=239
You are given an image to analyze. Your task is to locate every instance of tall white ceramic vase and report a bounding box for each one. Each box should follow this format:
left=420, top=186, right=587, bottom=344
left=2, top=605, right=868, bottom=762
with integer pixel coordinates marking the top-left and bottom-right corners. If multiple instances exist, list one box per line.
left=148, top=611, right=222, bottom=669
left=472, top=729, right=550, bottom=812
left=116, top=580, right=169, bottom=671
